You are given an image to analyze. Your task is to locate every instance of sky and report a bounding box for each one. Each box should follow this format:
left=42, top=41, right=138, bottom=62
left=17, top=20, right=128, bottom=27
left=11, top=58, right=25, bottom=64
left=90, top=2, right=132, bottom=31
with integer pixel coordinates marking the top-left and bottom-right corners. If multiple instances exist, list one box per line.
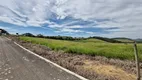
left=0, top=0, right=142, bottom=39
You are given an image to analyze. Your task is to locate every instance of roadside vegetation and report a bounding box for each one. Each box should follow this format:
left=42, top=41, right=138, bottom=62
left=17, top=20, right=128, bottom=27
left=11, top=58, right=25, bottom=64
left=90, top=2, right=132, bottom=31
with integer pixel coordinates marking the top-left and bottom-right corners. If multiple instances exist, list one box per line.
left=19, top=36, right=142, bottom=61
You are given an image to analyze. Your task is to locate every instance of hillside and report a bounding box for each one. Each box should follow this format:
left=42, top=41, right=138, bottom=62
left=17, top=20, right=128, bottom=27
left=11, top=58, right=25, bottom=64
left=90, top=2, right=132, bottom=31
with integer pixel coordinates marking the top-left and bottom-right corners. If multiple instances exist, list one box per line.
left=77, top=38, right=106, bottom=43
left=135, top=39, right=142, bottom=43
left=112, top=38, right=134, bottom=43
left=89, top=36, right=122, bottom=43
left=21, top=33, right=122, bottom=43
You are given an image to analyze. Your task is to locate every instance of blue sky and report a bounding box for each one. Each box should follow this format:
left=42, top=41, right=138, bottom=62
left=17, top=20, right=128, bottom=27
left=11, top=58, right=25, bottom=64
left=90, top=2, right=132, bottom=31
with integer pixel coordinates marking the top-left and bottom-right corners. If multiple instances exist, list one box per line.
left=0, top=0, right=142, bottom=38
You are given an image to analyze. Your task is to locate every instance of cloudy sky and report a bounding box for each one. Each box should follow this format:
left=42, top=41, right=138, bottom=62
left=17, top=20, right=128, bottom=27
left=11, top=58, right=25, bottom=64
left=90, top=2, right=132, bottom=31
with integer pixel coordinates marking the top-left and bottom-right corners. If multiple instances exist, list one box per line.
left=0, top=0, right=142, bottom=38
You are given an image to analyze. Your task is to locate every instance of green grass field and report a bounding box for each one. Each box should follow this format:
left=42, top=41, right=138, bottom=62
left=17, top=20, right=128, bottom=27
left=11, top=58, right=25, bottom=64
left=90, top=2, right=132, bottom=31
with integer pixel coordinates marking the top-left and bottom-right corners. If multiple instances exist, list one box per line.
left=20, top=36, right=142, bottom=61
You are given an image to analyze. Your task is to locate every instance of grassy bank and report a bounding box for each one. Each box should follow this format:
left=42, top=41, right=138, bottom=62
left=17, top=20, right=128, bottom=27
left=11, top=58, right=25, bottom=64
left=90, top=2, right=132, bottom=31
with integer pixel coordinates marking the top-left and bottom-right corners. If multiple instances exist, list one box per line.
left=19, top=36, right=142, bottom=61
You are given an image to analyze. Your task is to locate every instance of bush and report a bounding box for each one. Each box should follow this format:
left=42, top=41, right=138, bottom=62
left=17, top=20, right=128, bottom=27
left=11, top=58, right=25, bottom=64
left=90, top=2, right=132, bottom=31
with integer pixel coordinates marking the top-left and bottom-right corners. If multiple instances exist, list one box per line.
left=22, top=33, right=35, bottom=37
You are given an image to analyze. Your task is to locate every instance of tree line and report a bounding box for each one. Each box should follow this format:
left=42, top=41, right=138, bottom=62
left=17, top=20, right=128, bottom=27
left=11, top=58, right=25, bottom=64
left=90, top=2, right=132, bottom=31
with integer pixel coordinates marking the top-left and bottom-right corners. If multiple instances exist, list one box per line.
left=20, top=33, right=123, bottom=43
left=21, top=33, right=86, bottom=41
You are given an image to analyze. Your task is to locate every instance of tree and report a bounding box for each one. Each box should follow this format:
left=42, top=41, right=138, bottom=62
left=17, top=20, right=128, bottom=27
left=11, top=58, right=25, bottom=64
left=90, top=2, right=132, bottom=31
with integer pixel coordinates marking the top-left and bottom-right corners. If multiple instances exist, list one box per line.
left=0, top=29, right=9, bottom=35
left=16, top=33, right=19, bottom=36
left=37, top=34, right=44, bottom=38
left=22, top=33, right=35, bottom=37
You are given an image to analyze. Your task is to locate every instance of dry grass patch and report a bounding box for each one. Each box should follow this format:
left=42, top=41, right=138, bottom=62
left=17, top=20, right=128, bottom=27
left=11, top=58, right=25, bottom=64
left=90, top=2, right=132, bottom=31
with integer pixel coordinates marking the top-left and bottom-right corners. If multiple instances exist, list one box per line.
left=83, top=60, right=136, bottom=80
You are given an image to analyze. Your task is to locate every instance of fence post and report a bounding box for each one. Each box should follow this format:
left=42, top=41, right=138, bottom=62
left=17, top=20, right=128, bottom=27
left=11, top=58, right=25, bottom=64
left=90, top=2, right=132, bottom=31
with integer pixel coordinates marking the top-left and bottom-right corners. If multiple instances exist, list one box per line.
left=134, top=41, right=140, bottom=80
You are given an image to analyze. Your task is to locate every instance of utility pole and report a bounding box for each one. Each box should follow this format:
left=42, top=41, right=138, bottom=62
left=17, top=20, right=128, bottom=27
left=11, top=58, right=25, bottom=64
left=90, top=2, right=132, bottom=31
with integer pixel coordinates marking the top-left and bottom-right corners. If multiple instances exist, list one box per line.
left=134, top=41, right=140, bottom=80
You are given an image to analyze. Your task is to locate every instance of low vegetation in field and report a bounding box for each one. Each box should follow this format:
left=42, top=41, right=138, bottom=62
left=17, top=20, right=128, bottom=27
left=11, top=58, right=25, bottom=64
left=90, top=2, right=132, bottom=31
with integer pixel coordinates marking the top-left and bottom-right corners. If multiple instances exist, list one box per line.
left=19, top=36, right=142, bottom=61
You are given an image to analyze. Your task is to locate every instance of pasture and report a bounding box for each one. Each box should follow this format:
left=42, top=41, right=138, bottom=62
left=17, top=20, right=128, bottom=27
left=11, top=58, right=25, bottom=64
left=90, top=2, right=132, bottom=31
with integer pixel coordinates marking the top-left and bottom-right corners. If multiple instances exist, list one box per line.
left=20, top=36, right=142, bottom=61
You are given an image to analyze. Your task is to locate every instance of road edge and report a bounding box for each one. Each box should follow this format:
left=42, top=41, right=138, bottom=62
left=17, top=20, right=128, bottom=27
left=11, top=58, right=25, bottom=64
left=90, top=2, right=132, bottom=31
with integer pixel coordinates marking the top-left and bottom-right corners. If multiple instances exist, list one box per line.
left=14, top=42, right=88, bottom=80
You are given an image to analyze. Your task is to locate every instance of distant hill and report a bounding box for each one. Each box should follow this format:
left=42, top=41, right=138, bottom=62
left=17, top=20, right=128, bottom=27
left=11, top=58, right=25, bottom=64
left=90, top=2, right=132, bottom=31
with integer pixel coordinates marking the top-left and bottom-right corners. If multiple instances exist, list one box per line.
left=77, top=38, right=106, bottom=43
left=112, top=37, right=134, bottom=43
left=135, top=39, right=142, bottom=41
left=89, top=36, right=122, bottom=43
left=20, top=33, right=142, bottom=43
left=135, top=39, right=142, bottom=43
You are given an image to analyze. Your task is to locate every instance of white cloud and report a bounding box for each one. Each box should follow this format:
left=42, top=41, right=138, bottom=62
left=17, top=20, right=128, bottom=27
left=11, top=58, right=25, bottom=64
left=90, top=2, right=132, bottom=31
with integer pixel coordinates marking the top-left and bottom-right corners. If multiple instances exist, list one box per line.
left=0, top=0, right=142, bottom=38
left=60, top=28, right=83, bottom=33
left=86, top=32, right=95, bottom=35
left=0, top=0, right=55, bottom=27
left=0, top=26, right=11, bottom=30
left=0, top=16, right=26, bottom=26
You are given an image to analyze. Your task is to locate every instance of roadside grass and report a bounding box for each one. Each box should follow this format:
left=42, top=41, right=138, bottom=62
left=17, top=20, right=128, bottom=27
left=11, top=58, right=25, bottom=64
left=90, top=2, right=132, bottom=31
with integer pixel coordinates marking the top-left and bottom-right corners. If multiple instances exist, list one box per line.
left=19, top=36, right=142, bottom=61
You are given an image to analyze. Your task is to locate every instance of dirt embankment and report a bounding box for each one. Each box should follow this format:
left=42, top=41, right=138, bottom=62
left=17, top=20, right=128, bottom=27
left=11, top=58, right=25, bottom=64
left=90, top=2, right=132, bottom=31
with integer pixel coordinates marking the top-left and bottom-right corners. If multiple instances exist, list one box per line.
left=10, top=36, right=141, bottom=80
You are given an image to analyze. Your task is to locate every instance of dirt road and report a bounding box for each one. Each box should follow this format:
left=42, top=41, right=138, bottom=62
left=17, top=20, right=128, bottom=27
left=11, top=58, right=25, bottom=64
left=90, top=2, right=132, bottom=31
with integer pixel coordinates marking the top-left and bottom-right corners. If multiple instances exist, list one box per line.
left=0, top=37, right=85, bottom=80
